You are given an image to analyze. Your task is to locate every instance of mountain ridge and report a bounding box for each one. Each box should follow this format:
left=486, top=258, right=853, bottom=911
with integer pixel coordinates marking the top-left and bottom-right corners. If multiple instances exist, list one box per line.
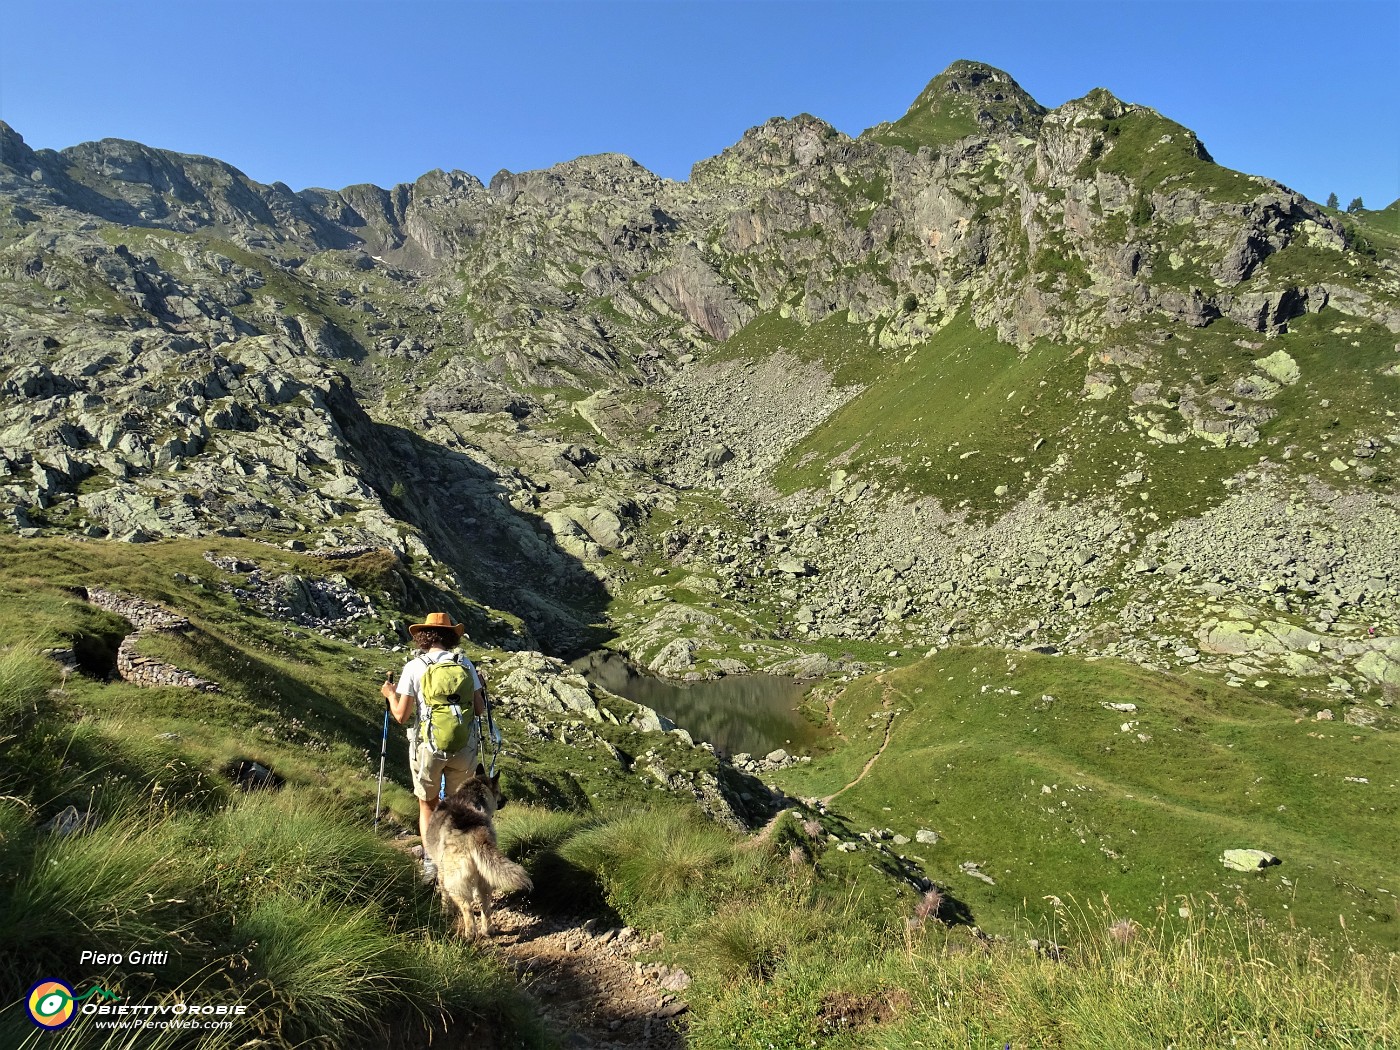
left=0, top=59, right=1396, bottom=683
left=1, top=59, right=1397, bottom=1050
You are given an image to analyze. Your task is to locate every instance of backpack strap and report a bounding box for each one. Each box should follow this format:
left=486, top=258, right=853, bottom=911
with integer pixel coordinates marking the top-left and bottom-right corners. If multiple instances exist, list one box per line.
left=414, top=653, right=435, bottom=727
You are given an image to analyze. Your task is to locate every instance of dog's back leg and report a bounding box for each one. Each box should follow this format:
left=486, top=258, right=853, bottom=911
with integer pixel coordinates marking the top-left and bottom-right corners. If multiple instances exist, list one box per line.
left=473, top=871, right=494, bottom=937
left=437, top=884, right=467, bottom=939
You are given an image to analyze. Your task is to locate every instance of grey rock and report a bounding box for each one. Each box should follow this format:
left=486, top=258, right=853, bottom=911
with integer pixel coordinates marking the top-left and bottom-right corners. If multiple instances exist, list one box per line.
left=1220, top=849, right=1280, bottom=872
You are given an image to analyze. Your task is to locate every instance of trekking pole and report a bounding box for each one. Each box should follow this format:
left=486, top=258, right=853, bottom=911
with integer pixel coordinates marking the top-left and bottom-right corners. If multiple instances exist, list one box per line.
left=482, top=683, right=501, bottom=777
left=373, top=693, right=390, bottom=831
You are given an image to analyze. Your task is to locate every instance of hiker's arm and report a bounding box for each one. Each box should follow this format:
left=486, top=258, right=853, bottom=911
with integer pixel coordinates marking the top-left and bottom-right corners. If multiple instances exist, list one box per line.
left=381, top=678, right=414, bottom=724
left=471, top=665, right=487, bottom=716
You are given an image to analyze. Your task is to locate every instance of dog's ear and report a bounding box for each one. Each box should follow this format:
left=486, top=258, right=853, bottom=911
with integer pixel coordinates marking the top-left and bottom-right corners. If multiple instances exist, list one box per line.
left=475, top=763, right=487, bottom=777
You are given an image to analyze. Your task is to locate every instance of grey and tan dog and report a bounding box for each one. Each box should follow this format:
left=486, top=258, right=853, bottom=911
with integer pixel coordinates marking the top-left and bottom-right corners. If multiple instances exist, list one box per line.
left=424, top=765, right=532, bottom=937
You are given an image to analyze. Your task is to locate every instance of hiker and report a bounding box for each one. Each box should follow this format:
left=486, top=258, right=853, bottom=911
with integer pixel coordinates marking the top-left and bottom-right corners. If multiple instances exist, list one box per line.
left=380, top=611, right=486, bottom=882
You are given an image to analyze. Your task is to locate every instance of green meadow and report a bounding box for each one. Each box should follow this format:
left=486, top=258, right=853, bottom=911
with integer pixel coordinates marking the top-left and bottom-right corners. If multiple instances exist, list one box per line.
left=771, top=648, right=1399, bottom=953
left=0, top=535, right=1395, bottom=1047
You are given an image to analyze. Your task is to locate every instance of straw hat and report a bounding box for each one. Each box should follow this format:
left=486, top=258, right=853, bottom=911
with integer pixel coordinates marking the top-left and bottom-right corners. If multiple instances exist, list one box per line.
left=407, top=612, right=466, bottom=639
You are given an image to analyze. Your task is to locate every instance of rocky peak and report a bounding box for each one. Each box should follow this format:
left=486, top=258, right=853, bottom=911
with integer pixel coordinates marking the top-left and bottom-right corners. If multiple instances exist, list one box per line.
left=0, top=121, right=38, bottom=173
left=0, top=122, right=76, bottom=202
left=690, top=113, right=850, bottom=189
left=867, top=60, right=1047, bottom=150
left=0, top=126, right=351, bottom=250
left=495, top=154, right=664, bottom=206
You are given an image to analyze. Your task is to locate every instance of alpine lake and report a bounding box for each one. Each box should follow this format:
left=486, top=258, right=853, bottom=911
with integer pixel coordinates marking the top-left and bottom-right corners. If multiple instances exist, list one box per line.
left=573, top=652, right=823, bottom=758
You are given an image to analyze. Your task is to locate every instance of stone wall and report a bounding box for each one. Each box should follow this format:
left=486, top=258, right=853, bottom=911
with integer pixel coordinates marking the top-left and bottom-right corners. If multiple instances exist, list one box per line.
left=86, top=588, right=220, bottom=692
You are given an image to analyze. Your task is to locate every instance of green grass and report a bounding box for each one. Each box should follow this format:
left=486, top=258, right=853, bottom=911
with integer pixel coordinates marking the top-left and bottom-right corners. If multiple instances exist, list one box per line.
left=717, top=303, right=1396, bottom=524
left=764, top=312, right=1082, bottom=512
left=865, top=63, right=1040, bottom=154
left=0, top=785, right=544, bottom=1047
left=1093, top=104, right=1250, bottom=204
left=692, top=897, right=1398, bottom=1049
left=560, top=805, right=737, bottom=915
left=770, top=647, right=1400, bottom=954
left=476, top=785, right=1400, bottom=1050
left=0, top=534, right=682, bottom=1047
left=0, top=521, right=1394, bottom=1046
left=1354, top=200, right=1400, bottom=238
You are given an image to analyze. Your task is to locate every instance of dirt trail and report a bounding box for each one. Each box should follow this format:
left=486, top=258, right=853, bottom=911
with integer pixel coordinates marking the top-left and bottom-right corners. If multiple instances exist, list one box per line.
left=823, top=679, right=899, bottom=805
left=487, top=905, right=689, bottom=1050
left=460, top=679, right=902, bottom=1044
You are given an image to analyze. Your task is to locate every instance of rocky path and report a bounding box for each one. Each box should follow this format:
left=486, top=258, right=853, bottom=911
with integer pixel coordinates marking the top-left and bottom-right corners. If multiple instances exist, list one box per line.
left=487, top=905, right=690, bottom=1050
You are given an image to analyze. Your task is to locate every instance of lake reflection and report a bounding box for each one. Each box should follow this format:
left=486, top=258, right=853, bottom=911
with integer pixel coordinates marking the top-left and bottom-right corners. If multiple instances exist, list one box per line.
left=575, top=652, right=819, bottom=757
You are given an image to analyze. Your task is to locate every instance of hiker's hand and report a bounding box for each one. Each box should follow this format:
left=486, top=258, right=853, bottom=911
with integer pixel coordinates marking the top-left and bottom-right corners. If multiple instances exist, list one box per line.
left=379, top=677, right=396, bottom=701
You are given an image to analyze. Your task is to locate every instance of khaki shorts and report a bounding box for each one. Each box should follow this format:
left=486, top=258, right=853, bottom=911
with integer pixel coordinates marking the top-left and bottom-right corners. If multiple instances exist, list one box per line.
left=407, top=727, right=480, bottom=802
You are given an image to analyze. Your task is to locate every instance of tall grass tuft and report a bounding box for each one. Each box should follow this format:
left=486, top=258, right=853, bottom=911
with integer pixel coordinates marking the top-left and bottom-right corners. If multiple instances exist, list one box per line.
left=4, top=1018, right=186, bottom=1050
left=402, top=939, right=551, bottom=1046
left=190, top=791, right=416, bottom=911
left=0, top=645, right=56, bottom=730
left=497, top=805, right=598, bottom=861
left=561, top=805, right=734, bottom=914
left=0, top=796, right=34, bottom=880
left=239, top=894, right=412, bottom=1047
left=0, top=815, right=193, bottom=992
left=691, top=898, right=833, bottom=981
left=496, top=805, right=606, bottom=913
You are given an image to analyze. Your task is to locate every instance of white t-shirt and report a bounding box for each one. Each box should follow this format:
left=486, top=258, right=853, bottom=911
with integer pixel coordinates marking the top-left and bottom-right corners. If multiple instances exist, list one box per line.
left=397, top=649, right=482, bottom=733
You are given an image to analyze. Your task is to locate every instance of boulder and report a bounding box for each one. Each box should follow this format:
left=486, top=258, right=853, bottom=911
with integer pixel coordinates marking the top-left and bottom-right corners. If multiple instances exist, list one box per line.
left=1220, top=849, right=1280, bottom=872
left=1200, top=621, right=1267, bottom=655
left=775, top=556, right=816, bottom=577
left=650, top=637, right=699, bottom=677
left=702, top=443, right=734, bottom=469
left=766, top=653, right=837, bottom=679
left=1263, top=621, right=1324, bottom=651
left=1356, top=647, right=1400, bottom=687
left=1253, top=350, right=1300, bottom=386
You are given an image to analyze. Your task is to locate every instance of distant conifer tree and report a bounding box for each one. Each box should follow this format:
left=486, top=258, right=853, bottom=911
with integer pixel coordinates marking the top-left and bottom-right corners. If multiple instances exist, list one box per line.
left=1347, top=197, right=1365, bottom=213
left=1325, top=192, right=1339, bottom=209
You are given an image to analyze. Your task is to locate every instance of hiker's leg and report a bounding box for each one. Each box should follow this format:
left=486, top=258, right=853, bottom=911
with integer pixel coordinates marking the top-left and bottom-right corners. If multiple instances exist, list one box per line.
left=413, top=748, right=444, bottom=859
left=441, top=753, right=471, bottom=798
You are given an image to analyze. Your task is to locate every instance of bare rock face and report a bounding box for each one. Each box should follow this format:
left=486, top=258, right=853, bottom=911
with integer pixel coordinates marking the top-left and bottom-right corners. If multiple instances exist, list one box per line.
left=641, top=249, right=753, bottom=342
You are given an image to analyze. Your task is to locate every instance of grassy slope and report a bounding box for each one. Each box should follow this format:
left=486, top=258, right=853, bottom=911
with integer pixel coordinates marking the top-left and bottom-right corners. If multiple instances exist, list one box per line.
left=772, top=647, right=1400, bottom=953
left=492, top=772, right=1399, bottom=1050
left=767, top=312, right=1085, bottom=511
left=0, top=539, right=1395, bottom=1047
left=722, top=305, right=1396, bottom=520
left=0, top=536, right=700, bottom=1048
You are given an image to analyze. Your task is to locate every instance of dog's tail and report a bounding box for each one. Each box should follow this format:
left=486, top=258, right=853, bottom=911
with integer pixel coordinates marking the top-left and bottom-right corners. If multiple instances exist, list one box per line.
left=479, top=841, right=533, bottom=894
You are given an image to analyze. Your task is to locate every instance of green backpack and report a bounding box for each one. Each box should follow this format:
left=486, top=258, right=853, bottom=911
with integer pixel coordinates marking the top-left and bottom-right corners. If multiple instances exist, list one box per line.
left=418, top=656, right=474, bottom=756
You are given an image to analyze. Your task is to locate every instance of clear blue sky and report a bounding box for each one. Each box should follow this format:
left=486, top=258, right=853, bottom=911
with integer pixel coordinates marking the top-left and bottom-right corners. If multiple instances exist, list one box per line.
left=2, top=1, right=1396, bottom=209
